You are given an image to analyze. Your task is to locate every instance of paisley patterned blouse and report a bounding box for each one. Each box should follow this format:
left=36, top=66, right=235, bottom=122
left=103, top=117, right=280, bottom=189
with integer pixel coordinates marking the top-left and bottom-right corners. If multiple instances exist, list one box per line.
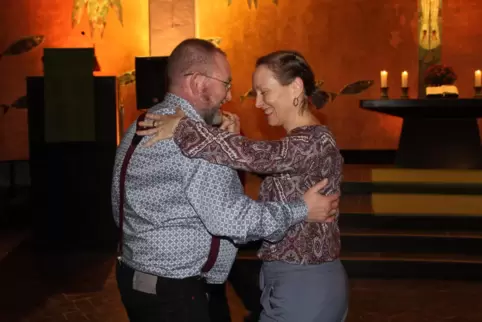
left=173, top=118, right=344, bottom=265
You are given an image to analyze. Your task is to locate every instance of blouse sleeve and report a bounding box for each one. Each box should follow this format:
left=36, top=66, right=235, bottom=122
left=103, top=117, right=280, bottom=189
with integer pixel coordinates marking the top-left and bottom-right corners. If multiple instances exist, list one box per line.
left=173, top=117, right=310, bottom=174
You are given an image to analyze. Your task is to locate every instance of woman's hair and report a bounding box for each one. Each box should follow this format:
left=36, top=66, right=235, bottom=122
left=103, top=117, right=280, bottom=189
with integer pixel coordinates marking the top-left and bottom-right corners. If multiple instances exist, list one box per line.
left=255, top=50, right=329, bottom=109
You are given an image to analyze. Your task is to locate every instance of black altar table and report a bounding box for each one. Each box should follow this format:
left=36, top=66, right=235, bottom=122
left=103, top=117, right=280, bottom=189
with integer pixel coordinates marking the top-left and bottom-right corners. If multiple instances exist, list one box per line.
left=360, top=99, right=482, bottom=169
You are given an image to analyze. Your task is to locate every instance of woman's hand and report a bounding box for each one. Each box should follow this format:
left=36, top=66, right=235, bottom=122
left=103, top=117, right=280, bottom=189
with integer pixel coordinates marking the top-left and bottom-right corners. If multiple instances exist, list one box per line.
left=220, top=111, right=240, bottom=134
left=136, top=107, right=185, bottom=147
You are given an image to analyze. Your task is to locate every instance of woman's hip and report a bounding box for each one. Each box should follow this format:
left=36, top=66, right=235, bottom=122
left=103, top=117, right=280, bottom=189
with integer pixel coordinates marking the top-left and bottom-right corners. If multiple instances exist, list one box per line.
left=259, top=260, right=349, bottom=322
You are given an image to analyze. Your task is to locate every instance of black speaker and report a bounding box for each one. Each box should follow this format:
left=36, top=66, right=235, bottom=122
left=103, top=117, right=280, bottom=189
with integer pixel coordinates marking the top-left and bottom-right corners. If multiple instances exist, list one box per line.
left=27, top=76, right=118, bottom=251
left=135, top=56, right=168, bottom=110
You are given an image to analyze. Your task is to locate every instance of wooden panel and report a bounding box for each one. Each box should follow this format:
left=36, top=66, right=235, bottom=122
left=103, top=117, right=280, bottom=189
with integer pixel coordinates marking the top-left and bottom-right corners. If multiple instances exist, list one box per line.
left=149, top=0, right=195, bottom=56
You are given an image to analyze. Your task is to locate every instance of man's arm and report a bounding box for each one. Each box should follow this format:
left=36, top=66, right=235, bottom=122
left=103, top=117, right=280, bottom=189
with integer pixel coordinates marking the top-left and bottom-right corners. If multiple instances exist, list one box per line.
left=184, top=161, right=307, bottom=244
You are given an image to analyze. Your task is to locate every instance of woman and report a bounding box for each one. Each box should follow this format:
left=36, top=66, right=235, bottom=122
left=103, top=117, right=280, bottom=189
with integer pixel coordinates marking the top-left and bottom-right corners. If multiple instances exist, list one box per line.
left=138, top=51, right=348, bottom=322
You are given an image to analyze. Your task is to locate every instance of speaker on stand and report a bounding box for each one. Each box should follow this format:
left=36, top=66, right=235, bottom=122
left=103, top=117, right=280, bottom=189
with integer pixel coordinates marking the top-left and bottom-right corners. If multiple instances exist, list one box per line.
left=26, top=48, right=118, bottom=251
left=135, top=56, right=169, bottom=110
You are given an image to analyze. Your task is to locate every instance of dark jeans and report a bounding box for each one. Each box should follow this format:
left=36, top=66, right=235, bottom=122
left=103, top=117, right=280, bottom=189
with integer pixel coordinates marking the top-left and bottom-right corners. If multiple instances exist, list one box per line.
left=116, top=261, right=210, bottom=322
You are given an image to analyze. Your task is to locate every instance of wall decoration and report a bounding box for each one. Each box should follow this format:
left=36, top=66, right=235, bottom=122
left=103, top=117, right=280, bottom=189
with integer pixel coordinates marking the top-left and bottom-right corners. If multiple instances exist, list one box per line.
left=0, top=35, right=45, bottom=60
left=0, top=35, right=45, bottom=115
left=72, top=0, right=124, bottom=38
left=0, top=96, right=27, bottom=115
left=418, top=0, right=442, bottom=97
left=118, top=70, right=136, bottom=86
left=204, top=37, right=222, bottom=46
left=241, top=80, right=373, bottom=104
left=228, top=0, right=278, bottom=9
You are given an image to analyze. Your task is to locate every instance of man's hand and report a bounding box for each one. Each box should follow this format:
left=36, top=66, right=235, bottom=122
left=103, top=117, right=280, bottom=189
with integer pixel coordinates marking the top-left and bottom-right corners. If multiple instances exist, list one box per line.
left=219, top=111, right=240, bottom=134
left=303, top=179, right=340, bottom=223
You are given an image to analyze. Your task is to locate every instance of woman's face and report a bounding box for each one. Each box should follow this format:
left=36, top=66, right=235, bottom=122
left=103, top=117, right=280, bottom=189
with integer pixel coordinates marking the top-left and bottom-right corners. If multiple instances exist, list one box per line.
left=252, top=65, right=301, bottom=127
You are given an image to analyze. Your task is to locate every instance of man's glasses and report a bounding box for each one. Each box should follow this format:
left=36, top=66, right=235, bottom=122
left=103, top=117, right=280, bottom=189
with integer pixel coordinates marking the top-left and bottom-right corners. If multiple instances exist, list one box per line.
left=184, top=73, right=232, bottom=91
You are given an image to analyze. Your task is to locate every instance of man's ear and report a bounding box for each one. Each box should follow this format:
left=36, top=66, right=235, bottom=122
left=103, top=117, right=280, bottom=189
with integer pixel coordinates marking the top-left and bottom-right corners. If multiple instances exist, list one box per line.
left=188, top=72, right=203, bottom=96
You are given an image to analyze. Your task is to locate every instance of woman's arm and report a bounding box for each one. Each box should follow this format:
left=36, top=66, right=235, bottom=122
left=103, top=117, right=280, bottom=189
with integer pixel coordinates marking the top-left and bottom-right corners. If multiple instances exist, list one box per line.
left=174, top=117, right=307, bottom=174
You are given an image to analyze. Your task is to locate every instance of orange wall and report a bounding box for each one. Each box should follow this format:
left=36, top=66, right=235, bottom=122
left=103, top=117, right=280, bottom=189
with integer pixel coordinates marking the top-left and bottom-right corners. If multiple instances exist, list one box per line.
left=2, top=0, right=482, bottom=161
left=196, top=0, right=482, bottom=149
left=0, top=0, right=149, bottom=160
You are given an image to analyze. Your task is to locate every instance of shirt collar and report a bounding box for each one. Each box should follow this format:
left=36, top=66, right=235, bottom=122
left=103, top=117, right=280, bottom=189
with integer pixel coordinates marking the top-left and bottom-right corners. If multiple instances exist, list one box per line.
left=150, top=92, right=205, bottom=123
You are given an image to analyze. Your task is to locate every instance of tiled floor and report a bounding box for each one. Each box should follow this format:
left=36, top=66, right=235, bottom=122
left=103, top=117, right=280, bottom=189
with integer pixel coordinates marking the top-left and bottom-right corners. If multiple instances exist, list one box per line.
left=0, top=244, right=481, bottom=322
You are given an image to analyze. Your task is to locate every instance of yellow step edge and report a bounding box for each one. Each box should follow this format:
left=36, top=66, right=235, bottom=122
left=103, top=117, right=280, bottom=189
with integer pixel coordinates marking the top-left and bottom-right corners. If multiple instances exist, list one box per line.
left=372, top=194, right=482, bottom=216
left=371, top=168, right=482, bottom=184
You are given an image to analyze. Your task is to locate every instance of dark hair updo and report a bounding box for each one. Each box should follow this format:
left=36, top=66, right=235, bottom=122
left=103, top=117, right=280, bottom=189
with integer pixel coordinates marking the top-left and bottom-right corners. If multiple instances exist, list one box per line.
left=255, top=50, right=329, bottom=109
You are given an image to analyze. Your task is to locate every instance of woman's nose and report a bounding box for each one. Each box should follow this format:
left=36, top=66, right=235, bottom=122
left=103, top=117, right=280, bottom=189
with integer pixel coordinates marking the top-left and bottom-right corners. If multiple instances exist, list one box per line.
left=255, top=96, right=263, bottom=108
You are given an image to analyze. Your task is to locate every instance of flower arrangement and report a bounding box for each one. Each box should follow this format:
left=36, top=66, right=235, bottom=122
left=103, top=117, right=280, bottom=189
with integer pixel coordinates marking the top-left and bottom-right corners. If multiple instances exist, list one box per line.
left=424, top=64, right=457, bottom=86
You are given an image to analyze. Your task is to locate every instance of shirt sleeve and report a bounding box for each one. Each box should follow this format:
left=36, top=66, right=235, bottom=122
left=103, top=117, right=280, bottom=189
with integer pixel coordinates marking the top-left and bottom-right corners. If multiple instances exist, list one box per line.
left=184, top=160, right=307, bottom=244
left=173, top=117, right=308, bottom=174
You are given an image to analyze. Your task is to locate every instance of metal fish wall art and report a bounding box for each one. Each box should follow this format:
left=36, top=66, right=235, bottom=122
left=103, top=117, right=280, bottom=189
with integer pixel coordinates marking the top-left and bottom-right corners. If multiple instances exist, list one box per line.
left=240, top=89, right=255, bottom=102
left=118, top=70, right=136, bottom=86
left=0, top=95, right=28, bottom=115
left=311, top=80, right=374, bottom=108
left=72, top=0, right=124, bottom=38
left=338, top=80, right=374, bottom=95
left=240, top=80, right=373, bottom=104
left=11, top=95, right=28, bottom=108
left=204, top=37, right=222, bottom=46
left=0, top=104, right=9, bottom=114
left=0, top=35, right=45, bottom=59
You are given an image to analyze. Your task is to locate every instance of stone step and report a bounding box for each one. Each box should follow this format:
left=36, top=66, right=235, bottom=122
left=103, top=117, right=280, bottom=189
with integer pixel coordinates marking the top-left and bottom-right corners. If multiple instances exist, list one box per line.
left=236, top=250, right=482, bottom=279
left=339, top=212, right=482, bottom=231
left=341, top=233, right=482, bottom=254
left=340, top=251, right=482, bottom=264
left=342, top=227, right=482, bottom=238
left=237, top=249, right=482, bottom=263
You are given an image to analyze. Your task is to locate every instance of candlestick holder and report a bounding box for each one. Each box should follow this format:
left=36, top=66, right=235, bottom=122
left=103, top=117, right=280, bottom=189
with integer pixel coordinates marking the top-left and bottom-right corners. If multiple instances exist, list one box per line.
left=401, top=87, right=409, bottom=99
left=380, top=87, right=389, bottom=99
left=475, top=86, right=482, bottom=98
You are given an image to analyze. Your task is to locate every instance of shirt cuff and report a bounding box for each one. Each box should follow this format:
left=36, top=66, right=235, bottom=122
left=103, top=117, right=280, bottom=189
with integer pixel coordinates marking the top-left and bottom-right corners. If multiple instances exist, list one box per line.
left=289, top=200, right=308, bottom=225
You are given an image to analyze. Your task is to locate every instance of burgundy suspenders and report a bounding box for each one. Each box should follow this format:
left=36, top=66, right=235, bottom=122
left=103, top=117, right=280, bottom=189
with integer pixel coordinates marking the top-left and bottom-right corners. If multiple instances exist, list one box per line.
left=117, top=113, right=220, bottom=273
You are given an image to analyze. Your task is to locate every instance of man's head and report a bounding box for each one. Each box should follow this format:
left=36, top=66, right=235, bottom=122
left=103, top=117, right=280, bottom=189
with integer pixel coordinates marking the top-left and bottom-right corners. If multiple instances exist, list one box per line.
left=167, top=38, right=232, bottom=124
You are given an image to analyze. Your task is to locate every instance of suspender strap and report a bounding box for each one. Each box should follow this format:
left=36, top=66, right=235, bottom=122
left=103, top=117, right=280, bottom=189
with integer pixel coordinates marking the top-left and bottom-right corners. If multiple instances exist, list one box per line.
left=118, top=113, right=147, bottom=257
left=117, top=113, right=220, bottom=273
left=201, top=236, right=220, bottom=273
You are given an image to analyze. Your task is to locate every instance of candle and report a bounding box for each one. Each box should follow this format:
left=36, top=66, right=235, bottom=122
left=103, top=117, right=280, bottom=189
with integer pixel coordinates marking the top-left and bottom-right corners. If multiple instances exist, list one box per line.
left=475, top=70, right=481, bottom=87
left=401, top=71, right=408, bottom=88
left=380, top=70, right=388, bottom=88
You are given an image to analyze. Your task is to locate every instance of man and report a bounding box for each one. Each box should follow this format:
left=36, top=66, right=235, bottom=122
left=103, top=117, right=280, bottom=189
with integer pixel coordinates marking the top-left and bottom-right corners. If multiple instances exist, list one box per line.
left=112, top=38, right=339, bottom=322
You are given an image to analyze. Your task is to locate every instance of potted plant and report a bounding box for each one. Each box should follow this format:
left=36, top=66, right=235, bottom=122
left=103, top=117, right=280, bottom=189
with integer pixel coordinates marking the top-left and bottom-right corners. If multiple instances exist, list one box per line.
left=424, top=64, right=459, bottom=98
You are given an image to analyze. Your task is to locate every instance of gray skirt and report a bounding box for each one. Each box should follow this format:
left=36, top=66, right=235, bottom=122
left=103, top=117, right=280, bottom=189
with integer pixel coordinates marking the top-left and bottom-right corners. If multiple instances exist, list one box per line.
left=259, top=259, right=349, bottom=322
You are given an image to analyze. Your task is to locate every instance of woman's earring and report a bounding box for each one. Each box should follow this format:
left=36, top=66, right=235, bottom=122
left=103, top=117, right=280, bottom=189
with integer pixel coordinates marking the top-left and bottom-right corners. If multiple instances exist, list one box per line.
left=293, top=97, right=299, bottom=107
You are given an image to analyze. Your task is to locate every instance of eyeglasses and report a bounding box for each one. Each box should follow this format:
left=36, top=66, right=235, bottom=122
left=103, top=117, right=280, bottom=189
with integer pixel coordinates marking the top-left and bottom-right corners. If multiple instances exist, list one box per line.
left=184, top=72, right=232, bottom=91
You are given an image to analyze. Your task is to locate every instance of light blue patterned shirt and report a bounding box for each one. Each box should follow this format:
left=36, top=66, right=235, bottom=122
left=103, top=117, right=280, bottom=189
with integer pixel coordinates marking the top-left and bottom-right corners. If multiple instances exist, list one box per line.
left=112, top=93, right=307, bottom=283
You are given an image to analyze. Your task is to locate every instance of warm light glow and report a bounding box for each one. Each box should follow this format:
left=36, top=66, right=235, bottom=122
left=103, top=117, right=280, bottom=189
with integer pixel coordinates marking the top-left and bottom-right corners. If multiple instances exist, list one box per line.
left=195, top=0, right=200, bottom=37
left=380, top=71, right=388, bottom=88
left=0, top=0, right=150, bottom=157
left=475, top=70, right=481, bottom=87
left=401, top=71, right=408, bottom=88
